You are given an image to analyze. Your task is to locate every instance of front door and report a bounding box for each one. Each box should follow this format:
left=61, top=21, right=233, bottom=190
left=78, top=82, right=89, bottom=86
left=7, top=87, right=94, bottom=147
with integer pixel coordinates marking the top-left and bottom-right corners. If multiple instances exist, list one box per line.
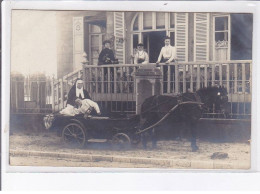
left=146, top=31, right=166, bottom=63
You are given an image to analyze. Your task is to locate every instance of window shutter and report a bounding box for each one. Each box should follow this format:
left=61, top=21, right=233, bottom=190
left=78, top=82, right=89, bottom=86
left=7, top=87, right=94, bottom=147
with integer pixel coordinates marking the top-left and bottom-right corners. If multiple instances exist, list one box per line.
left=175, top=13, right=188, bottom=62
left=194, top=13, right=209, bottom=61
left=114, top=12, right=125, bottom=64
left=73, top=17, right=84, bottom=71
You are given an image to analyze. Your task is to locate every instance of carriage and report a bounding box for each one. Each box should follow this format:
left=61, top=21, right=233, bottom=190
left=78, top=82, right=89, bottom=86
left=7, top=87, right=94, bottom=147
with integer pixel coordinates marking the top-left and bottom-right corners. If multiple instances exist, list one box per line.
left=43, top=86, right=229, bottom=150
left=44, top=113, right=141, bottom=148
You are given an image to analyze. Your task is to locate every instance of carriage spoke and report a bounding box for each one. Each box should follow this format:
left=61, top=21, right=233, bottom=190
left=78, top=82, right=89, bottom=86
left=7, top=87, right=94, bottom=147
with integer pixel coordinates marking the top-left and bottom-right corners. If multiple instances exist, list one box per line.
left=77, top=136, right=84, bottom=140
left=66, top=127, right=74, bottom=135
left=64, top=132, right=74, bottom=137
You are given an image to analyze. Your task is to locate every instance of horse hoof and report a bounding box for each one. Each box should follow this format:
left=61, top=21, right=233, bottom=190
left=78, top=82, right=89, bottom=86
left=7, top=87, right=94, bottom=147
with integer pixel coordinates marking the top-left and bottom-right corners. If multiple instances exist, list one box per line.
left=192, top=146, right=199, bottom=152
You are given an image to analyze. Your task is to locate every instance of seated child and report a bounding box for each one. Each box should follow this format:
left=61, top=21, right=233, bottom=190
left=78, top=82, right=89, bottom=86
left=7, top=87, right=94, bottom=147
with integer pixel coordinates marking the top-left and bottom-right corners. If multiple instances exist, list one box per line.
left=60, top=98, right=101, bottom=117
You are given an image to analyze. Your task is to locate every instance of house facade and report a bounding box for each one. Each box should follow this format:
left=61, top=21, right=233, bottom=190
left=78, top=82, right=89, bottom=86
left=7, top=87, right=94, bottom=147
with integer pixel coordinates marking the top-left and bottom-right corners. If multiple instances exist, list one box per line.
left=54, top=11, right=252, bottom=118
left=56, top=11, right=252, bottom=78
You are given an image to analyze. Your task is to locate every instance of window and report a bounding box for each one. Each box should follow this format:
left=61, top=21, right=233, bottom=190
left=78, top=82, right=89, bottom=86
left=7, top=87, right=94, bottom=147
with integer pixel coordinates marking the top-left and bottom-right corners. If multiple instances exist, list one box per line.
left=131, top=12, right=175, bottom=63
left=133, top=34, right=138, bottom=49
left=156, top=12, right=165, bottom=29
left=170, top=13, right=175, bottom=28
left=213, top=15, right=230, bottom=61
left=90, top=25, right=101, bottom=33
left=215, top=16, right=229, bottom=47
left=133, top=15, right=139, bottom=31
left=132, top=12, right=171, bottom=31
left=143, top=12, right=153, bottom=30
left=89, top=24, right=104, bottom=65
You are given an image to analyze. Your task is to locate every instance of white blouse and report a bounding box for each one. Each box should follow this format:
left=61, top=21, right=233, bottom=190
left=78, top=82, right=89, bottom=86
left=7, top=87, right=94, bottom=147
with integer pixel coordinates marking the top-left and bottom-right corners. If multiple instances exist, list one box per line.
left=134, top=51, right=149, bottom=64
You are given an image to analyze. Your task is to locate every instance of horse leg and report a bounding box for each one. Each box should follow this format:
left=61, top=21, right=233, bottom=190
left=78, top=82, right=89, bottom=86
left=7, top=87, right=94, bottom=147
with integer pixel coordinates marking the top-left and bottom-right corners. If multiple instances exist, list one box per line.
left=141, top=119, right=150, bottom=149
left=151, top=128, right=157, bottom=149
left=141, top=133, right=148, bottom=149
left=189, top=121, right=199, bottom=152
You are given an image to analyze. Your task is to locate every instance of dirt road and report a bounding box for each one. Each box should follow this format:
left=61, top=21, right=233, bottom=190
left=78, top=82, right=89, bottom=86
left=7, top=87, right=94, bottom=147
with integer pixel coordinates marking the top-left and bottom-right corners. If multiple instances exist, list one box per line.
left=9, top=131, right=250, bottom=169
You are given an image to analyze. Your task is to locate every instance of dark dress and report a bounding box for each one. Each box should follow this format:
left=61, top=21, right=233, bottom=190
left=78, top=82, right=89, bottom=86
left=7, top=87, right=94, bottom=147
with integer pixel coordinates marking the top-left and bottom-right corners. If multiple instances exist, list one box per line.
left=98, top=48, right=116, bottom=65
left=66, top=85, right=91, bottom=107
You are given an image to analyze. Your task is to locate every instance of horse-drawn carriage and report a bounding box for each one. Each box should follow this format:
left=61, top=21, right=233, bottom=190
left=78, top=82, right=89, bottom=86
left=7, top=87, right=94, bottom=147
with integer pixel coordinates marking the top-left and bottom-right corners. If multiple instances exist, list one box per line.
left=44, top=86, right=229, bottom=151
left=44, top=113, right=141, bottom=148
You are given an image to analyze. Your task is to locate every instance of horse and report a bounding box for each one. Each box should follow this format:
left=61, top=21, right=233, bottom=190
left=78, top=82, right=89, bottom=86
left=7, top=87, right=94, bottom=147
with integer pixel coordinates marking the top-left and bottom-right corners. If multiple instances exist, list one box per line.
left=139, top=86, right=229, bottom=152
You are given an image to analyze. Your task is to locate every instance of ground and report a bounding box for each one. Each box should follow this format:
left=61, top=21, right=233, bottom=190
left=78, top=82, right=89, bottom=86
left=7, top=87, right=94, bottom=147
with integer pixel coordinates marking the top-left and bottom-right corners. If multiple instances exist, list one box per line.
left=9, top=131, right=250, bottom=169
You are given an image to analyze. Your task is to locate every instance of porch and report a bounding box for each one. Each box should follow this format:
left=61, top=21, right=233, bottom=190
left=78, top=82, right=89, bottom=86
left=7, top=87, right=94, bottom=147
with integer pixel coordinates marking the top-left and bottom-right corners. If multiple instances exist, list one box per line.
left=52, top=60, right=251, bottom=118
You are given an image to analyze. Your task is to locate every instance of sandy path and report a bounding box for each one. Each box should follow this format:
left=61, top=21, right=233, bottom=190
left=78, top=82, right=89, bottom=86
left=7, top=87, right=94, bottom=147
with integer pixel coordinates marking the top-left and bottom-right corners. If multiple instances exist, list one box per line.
left=9, top=131, right=250, bottom=168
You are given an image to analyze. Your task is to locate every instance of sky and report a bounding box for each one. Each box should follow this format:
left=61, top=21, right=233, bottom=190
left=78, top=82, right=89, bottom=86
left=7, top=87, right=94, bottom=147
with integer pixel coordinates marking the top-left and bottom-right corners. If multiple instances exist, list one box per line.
left=11, top=10, right=57, bottom=77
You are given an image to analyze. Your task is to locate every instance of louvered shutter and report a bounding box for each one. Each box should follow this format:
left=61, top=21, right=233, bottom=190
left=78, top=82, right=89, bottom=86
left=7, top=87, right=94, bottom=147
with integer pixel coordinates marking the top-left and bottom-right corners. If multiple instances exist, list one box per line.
left=194, top=13, right=209, bottom=61
left=114, top=12, right=125, bottom=64
left=175, top=13, right=188, bottom=62
left=73, top=17, right=84, bottom=71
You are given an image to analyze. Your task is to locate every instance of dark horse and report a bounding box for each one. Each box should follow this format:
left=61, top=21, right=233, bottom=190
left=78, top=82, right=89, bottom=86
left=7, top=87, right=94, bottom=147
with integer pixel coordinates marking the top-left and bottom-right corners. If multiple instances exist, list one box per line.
left=140, top=86, right=229, bottom=151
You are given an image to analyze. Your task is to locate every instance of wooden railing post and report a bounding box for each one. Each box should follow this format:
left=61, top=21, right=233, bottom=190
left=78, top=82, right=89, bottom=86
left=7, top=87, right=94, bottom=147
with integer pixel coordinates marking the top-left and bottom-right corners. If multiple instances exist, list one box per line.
left=190, top=65, right=193, bottom=92
left=167, top=65, right=171, bottom=93
left=183, top=64, right=186, bottom=93
left=242, top=63, right=246, bottom=93
left=219, top=63, right=223, bottom=86
left=108, top=67, right=111, bottom=93
left=196, top=64, right=200, bottom=90
left=226, top=63, right=230, bottom=93
left=204, top=64, right=208, bottom=87
left=211, top=64, right=215, bottom=86
left=51, top=77, right=55, bottom=112
left=60, top=78, right=64, bottom=109
left=82, top=64, right=86, bottom=89
left=234, top=63, right=238, bottom=93
left=175, top=63, right=179, bottom=93
left=114, top=67, right=117, bottom=93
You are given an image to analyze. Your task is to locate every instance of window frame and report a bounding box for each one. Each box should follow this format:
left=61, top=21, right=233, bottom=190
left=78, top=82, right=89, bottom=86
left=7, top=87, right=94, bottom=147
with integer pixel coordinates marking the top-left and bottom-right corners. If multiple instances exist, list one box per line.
left=212, top=14, right=231, bottom=61
left=130, top=12, right=176, bottom=62
left=88, top=24, right=105, bottom=65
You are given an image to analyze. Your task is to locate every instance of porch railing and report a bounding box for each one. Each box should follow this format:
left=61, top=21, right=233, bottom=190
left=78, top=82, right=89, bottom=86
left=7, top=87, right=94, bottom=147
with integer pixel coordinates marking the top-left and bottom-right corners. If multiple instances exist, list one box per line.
left=53, top=60, right=252, bottom=118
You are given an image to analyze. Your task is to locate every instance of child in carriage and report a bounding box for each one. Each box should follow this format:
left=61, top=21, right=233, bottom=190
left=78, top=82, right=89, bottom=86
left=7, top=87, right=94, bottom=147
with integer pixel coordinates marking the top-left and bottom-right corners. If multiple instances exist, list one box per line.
left=60, top=98, right=101, bottom=118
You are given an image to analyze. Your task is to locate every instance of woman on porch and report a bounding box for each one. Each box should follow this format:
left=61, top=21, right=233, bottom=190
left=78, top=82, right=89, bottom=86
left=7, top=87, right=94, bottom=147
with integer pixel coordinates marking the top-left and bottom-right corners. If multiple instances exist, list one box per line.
left=98, top=40, right=116, bottom=65
left=156, top=36, right=177, bottom=93
left=134, top=43, right=149, bottom=64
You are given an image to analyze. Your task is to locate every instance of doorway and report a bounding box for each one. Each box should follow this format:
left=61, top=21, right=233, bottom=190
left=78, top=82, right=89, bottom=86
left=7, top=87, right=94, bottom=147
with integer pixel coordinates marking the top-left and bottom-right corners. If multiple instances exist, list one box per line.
left=144, top=31, right=166, bottom=63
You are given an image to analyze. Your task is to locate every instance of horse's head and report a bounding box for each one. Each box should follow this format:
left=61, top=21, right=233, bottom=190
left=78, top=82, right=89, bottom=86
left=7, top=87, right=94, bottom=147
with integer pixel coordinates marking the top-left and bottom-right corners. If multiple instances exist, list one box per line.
left=197, top=86, right=229, bottom=116
left=216, top=85, right=228, bottom=105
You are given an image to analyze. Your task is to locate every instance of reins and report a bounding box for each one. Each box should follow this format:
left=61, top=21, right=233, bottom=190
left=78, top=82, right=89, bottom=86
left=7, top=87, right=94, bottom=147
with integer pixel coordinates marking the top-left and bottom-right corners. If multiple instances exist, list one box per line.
left=135, top=101, right=203, bottom=135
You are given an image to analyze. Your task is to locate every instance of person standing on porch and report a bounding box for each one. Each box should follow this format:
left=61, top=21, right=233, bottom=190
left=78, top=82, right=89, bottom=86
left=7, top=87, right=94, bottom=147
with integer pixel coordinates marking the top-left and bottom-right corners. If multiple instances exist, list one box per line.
left=98, top=40, right=117, bottom=65
left=98, top=40, right=118, bottom=93
left=156, top=36, right=177, bottom=93
left=156, top=36, right=177, bottom=64
left=134, top=43, right=149, bottom=64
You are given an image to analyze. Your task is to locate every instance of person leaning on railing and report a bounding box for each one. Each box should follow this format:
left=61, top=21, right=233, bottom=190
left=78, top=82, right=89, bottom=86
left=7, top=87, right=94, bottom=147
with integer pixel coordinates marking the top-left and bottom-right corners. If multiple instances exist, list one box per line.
left=156, top=36, right=176, bottom=64
left=156, top=36, right=177, bottom=93
left=134, top=43, right=149, bottom=65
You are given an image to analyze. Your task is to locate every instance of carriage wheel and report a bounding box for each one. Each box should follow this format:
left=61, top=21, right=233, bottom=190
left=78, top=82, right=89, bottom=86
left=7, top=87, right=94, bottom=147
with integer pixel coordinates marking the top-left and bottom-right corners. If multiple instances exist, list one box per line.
left=62, top=123, right=86, bottom=148
left=112, top=133, right=131, bottom=150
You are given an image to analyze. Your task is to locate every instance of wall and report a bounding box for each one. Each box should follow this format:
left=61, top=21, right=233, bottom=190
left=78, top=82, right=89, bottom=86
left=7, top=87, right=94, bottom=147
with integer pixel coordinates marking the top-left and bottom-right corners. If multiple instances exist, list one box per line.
left=125, top=12, right=137, bottom=64
left=56, top=11, right=101, bottom=78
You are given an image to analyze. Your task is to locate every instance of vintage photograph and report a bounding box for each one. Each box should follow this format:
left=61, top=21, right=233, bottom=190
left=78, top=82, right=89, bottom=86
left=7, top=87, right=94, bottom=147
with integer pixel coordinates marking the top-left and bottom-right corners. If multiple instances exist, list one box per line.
left=9, top=10, right=252, bottom=169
